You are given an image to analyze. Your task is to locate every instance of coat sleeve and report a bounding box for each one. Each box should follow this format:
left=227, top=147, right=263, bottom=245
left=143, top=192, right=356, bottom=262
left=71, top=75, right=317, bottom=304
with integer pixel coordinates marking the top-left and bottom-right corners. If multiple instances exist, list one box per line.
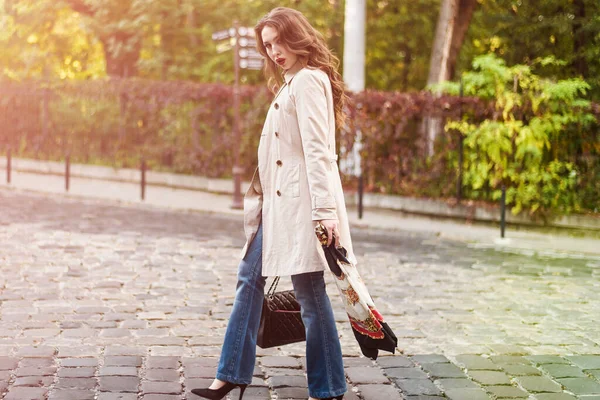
left=292, top=70, right=338, bottom=221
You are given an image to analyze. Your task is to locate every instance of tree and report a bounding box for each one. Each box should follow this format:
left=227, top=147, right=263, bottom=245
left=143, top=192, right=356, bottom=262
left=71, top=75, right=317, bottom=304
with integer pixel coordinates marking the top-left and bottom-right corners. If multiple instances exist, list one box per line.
left=424, top=0, right=478, bottom=156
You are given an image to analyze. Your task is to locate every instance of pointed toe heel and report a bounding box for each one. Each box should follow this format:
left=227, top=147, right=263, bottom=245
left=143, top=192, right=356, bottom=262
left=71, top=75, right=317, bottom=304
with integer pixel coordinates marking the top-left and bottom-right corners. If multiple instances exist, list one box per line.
left=191, top=382, right=248, bottom=400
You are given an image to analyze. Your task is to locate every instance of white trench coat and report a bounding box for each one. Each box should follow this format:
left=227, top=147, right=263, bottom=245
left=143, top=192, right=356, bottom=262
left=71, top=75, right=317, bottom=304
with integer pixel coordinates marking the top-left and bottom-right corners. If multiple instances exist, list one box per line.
left=240, top=64, right=357, bottom=277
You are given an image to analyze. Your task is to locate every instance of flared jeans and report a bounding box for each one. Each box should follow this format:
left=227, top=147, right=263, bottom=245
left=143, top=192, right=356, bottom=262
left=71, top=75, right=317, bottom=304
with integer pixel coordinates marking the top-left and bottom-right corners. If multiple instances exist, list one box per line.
left=216, top=222, right=347, bottom=398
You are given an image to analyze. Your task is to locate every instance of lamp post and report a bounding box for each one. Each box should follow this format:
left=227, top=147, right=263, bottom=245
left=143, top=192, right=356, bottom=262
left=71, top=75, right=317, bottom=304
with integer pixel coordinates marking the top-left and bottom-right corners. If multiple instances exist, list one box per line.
left=343, top=0, right=366, bottom=218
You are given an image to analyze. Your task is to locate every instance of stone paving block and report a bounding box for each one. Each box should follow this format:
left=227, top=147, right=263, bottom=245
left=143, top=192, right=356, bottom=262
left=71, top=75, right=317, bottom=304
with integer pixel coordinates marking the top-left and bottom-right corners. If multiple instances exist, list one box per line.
left=145, top=368, right=180, bottom=381
left=141, top=381, right=182, bottom=394
left=263, top=367, right=306, bottom=377
left=377, top=356, right=414, bottom=368
left=501, top=363, right=542, bottom=376
left=557, top=377, right=600, bottom=395
left=567, top=356, right=600, bottom=370
left=15, top=346, right=56, bottom=358
left=532, top=394, right=577, bottom=400
left=394, top=379, right=443, bottom=396
left=491, top=356, right=530, bottom=365
left=343, top=357, right=374, bottom=367
left=358, top=384, right=403, bottom=400
left=422, top=363, right=466, bottom=378
left=0, top=370, right=10, bottom=380
left=99, top=376, right=140, bottom=392
left=487, top=344, right=528, bottom=355
left=259, top=356, right=301, bottom=368
left=13, top=376, right=54, bottom=386
left=345, top=366, right=390, bottom=384
left=444, top=388, right=490, bottom=400
left=59, top=358, right=98, bottom=367
left=454, top=355, right=501, bottom=370
left=183, top=378, right=212, bottom=391
left=104, top=356, right=143, bottom=367
left=57, top=346, right=100, bottom=357
left=104, top=346, right=147, bottom=356
left=386, top=367, right=430, bottom=379
left=485, top=385, right=528, bottom=398
left=515, top=376, right=562, bottom=393
left=268, top=375, right=307, bottom=388
left=238, top=386, right=273, bottom=399
left=0, top=357, right=18, bottom=370
left=54, top=378, right=97, bottom=389
left=435, top=378, right=481, bottom=390
left=146, top=356, right=180, bottom=369
left=142, top=395, right=182, bottom=400
left=4, top=387, right=48, bottom=400
left=184, top=365, right=216, bottom=378
left=97, top=393, right=138, bottom=400
left=405, top=397, right=445, bottom=400
left=273, top=386, right=308, bottom=398
left=541, top=364, right=586, bottom=378
left=19, top=358, right=55, bottom=368
left=99, top=367, right=138, bottom=376
left=15, top=366, right=57, bottom=376
left=527, top=356, right=569, bottom=366
left=58, top=367, right=96, bottom=378
left=468, top=370, right=512, bottom=385
left=48, top=389, right=95, bottom=400
left=412, top=355, right=451, bottom=364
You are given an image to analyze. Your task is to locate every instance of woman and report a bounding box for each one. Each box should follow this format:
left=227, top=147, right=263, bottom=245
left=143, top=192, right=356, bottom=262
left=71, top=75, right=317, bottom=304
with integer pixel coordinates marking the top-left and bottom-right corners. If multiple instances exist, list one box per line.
left=191, top=7, right=356, bottom=400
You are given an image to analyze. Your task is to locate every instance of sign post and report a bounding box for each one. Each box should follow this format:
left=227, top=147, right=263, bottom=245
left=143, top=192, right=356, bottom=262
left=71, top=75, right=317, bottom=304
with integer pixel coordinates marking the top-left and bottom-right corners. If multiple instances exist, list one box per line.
left=212, top=23, right=264, bottom=210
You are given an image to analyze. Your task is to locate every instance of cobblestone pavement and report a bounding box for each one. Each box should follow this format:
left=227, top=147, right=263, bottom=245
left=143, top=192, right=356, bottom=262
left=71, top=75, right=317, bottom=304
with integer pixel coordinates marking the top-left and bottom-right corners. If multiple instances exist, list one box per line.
left=1, top=188, right=600, bottom=400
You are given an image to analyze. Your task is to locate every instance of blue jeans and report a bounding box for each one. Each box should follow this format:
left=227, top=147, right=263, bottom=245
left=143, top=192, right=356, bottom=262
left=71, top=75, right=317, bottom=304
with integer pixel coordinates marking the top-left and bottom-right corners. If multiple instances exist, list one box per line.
left=216, top=222, right=347, bottom=398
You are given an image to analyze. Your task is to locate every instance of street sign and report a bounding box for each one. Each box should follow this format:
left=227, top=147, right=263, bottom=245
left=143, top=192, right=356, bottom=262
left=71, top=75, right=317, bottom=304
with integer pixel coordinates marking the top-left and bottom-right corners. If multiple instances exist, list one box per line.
left=239, top=37, right=257, bottom=48
left=240, top=59, right=263, bottom=70
left=211, top=29, right=231, bottom=41
left=239, top=48, right=262, bottom=59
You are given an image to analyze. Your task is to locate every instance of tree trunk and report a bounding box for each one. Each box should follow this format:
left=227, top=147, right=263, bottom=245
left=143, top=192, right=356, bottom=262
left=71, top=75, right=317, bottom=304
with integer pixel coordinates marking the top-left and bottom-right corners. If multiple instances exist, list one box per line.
left=423, top=0, right=477, bottom=156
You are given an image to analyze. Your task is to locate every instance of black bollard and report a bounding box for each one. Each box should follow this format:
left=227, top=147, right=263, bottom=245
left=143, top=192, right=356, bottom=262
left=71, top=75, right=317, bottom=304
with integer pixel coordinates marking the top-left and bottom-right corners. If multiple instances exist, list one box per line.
left=358, top=173, right=364, bottom=219
left=141, top=159, right=146, bottom=201
left=6, top=148, right=11, bottom=184
left=65, top=154, right=70, bottom=192
left=500, top=185, right=506, bottom=238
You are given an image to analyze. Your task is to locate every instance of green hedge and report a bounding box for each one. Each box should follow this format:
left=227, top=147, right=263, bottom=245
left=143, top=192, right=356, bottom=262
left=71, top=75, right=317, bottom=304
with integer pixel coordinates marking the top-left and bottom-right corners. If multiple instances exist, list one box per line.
left=1, top=77, right=598, bottom=216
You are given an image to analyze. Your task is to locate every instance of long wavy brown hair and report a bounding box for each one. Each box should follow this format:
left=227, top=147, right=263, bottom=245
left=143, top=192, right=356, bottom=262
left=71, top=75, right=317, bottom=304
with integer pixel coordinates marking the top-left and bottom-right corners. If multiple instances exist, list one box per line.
left=254, top=7, right=348, bottom=129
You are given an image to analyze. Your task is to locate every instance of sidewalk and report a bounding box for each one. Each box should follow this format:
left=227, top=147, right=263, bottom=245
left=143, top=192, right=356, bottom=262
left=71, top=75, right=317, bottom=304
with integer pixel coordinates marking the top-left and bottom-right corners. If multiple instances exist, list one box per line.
left=2, top=169, right=599, bottom=258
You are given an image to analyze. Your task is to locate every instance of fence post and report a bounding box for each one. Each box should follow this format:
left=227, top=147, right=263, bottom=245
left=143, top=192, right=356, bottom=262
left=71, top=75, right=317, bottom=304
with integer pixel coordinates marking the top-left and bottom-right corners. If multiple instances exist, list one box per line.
left=6, top=147, right=11, bottom=184
left=358, top=172, right=364, bottom=219
left=500, top=185, right=506, bottom=238
left=456, top=77, right=464, bottom=202
left=141, top=158, right=146, bottom=201
left=65, top=153, right=70, bottom=192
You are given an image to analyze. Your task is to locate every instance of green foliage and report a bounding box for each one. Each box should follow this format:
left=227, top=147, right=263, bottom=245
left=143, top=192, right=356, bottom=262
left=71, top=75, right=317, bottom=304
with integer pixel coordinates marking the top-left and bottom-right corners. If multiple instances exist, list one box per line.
left=444, top=54, right=596, bottom=218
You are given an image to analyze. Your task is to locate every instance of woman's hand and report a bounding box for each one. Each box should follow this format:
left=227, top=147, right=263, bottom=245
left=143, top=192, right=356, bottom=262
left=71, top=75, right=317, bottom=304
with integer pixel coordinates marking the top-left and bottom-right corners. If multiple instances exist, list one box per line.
left=318, top=219, right=340, bottom=247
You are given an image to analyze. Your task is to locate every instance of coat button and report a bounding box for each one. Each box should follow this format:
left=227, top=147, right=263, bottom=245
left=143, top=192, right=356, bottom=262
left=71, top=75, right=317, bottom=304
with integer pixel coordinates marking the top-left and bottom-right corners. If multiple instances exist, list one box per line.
left=276, top=160, right=282, bottom=166
left=276, top=190, right=281, bottom=196
left=274, top=103, right=279, bottom=110
left=275, top=131, right=279, bottom=137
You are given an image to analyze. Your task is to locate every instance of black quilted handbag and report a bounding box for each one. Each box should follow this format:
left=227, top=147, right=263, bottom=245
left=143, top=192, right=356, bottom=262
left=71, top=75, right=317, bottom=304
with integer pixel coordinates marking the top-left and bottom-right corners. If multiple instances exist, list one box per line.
left=257, top=277, right=306, bottom=348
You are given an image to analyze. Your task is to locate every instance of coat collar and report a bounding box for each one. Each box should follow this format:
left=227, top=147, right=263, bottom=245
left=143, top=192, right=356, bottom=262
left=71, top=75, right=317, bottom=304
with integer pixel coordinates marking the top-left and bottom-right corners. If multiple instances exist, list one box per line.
left=283, top=61, right=303, bottom=85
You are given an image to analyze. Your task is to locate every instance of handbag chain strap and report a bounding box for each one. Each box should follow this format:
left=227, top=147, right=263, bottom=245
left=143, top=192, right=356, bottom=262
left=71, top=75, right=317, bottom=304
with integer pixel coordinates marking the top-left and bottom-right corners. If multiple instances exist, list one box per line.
left=266, top=276, right=280, bottom=297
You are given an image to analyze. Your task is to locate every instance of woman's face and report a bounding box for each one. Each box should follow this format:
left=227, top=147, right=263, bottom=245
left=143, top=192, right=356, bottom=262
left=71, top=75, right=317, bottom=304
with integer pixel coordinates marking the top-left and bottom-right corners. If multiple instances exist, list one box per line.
left=261, top=25, right=298, bottom=71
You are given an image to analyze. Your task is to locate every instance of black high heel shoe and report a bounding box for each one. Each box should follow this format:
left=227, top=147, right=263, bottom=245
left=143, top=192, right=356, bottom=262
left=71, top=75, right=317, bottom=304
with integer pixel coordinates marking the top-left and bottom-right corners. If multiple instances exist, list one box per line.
left=323, top=396, right=344, bottom=400
left=190, top=381, right=247, bottom=400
